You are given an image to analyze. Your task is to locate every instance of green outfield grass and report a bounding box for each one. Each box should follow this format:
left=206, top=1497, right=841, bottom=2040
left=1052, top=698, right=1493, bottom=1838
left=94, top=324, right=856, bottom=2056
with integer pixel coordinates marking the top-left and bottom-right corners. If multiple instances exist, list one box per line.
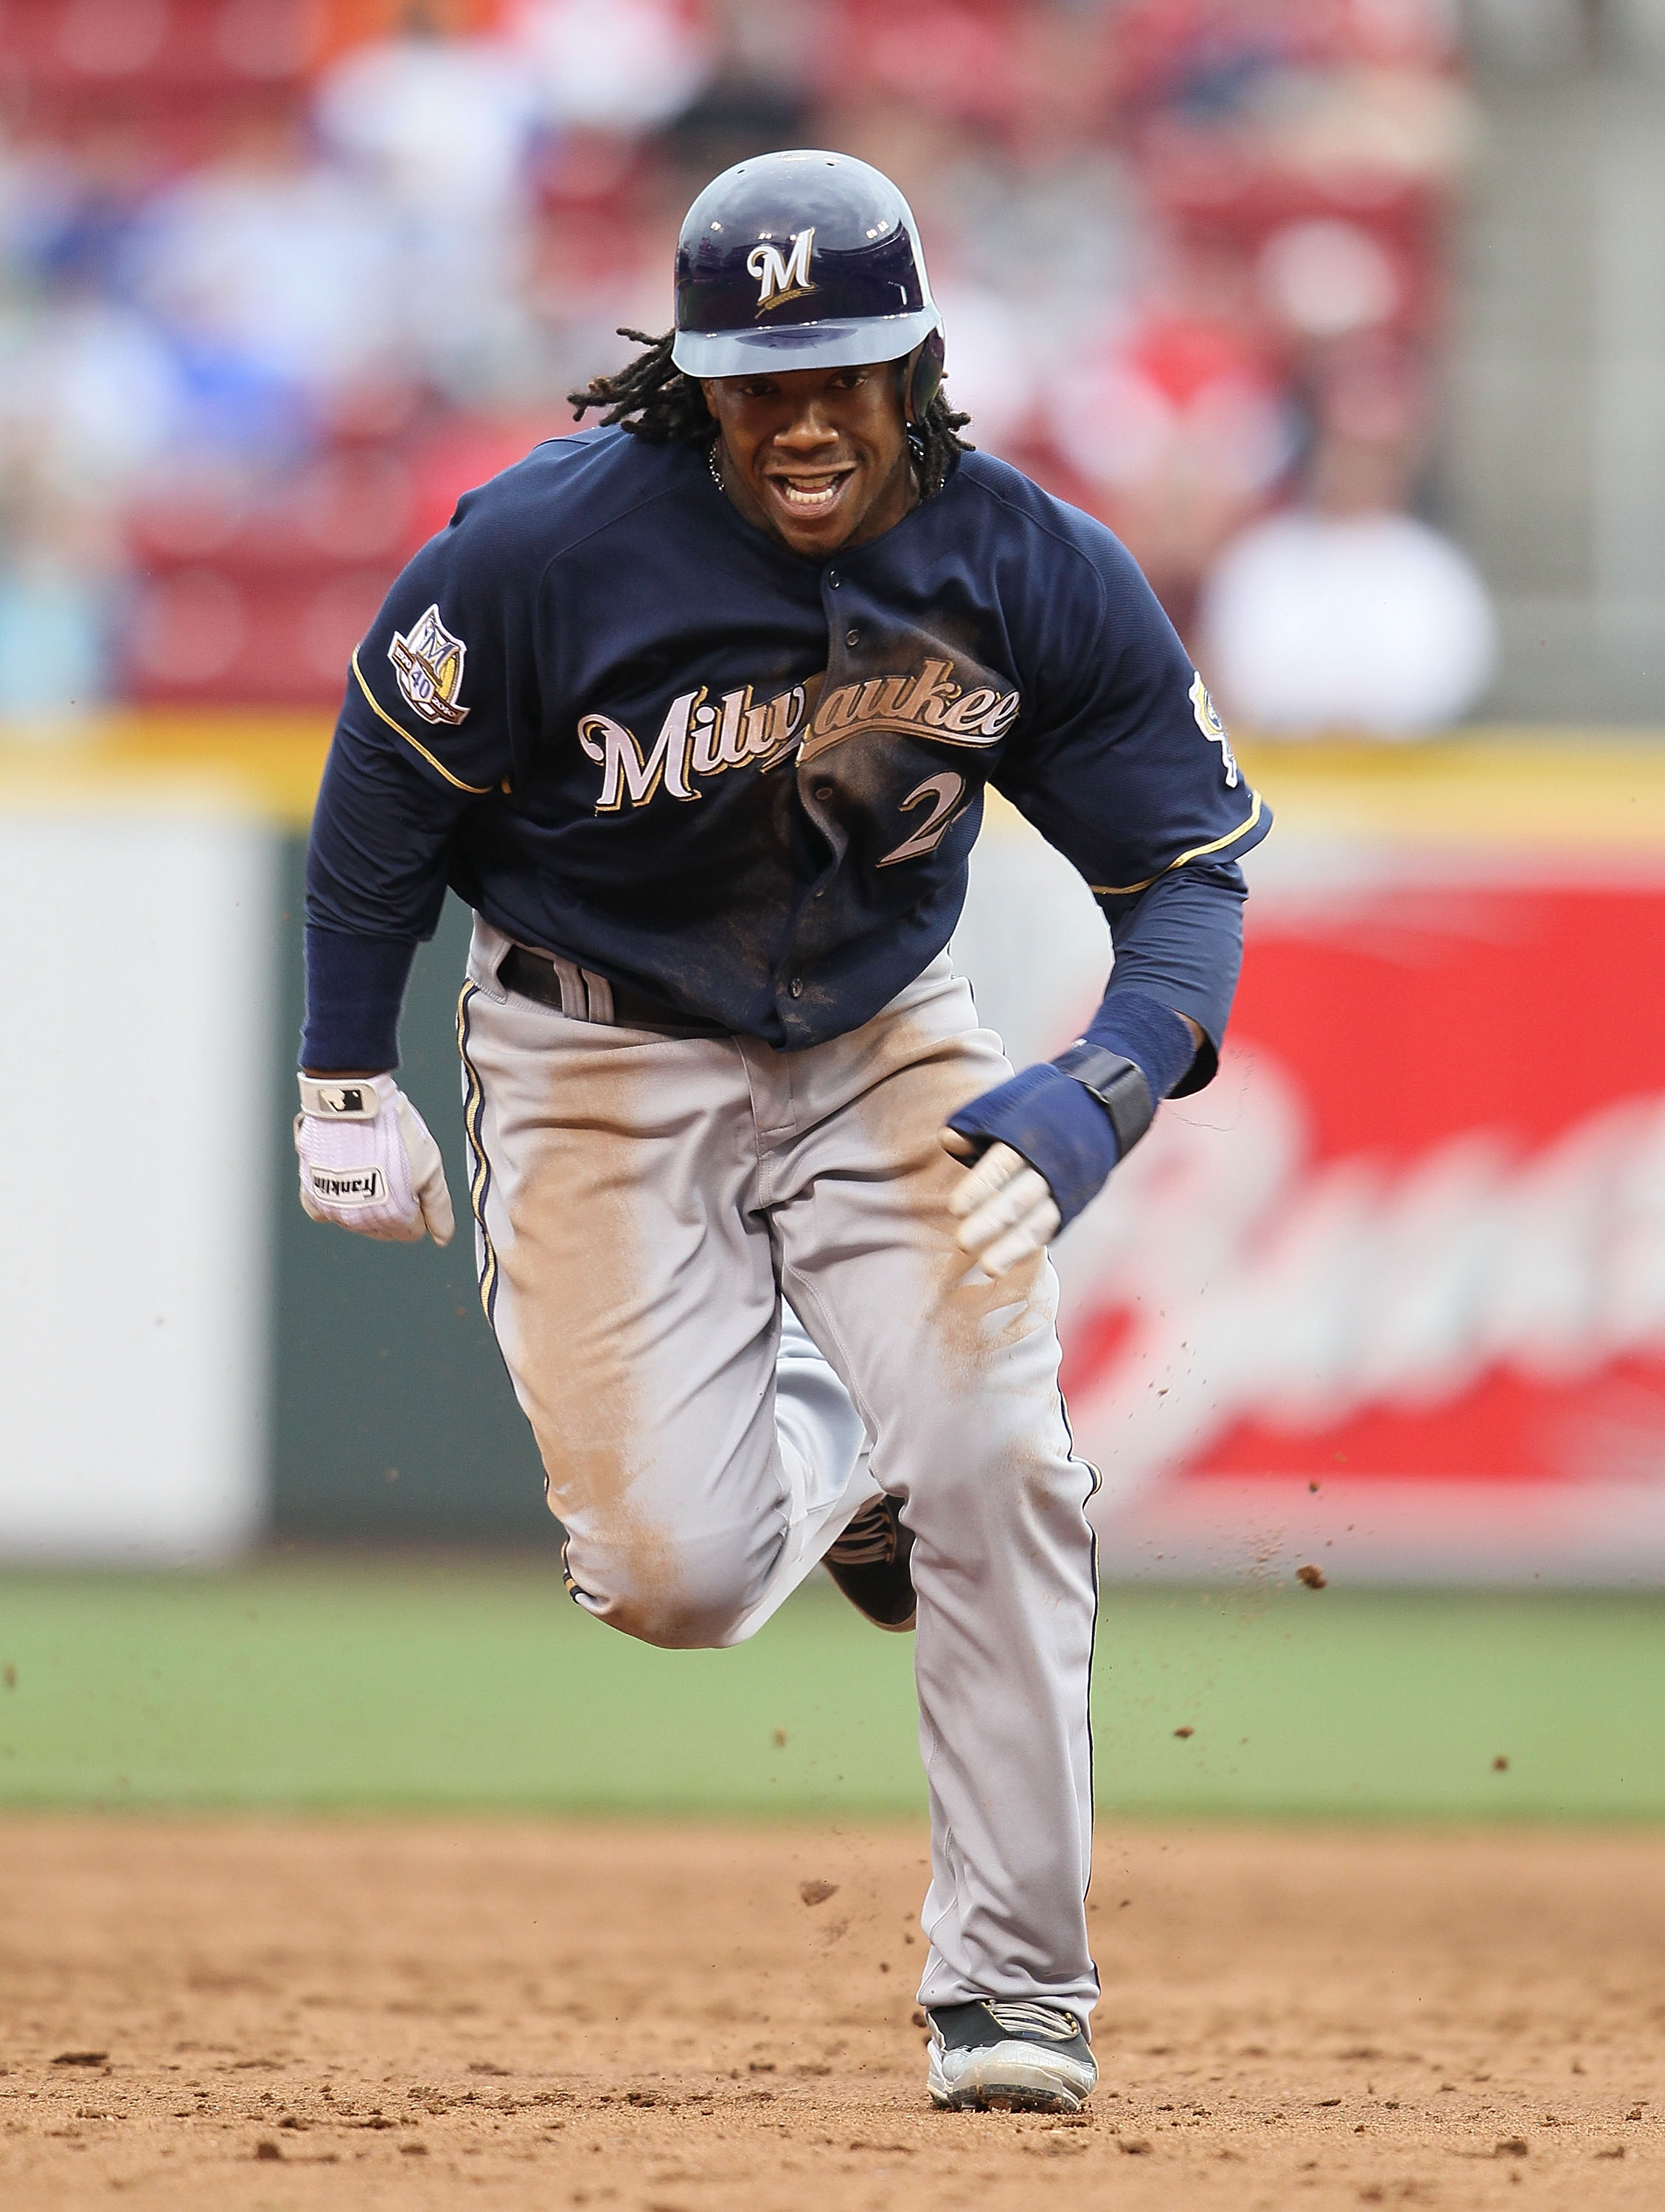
left=0, top=1559, right=1661, bottom=1820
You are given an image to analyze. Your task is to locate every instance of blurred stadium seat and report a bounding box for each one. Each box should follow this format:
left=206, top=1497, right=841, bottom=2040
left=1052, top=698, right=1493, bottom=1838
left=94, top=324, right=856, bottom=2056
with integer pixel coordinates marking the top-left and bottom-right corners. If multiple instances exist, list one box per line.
left=0, top=0, right=1487, bottom=725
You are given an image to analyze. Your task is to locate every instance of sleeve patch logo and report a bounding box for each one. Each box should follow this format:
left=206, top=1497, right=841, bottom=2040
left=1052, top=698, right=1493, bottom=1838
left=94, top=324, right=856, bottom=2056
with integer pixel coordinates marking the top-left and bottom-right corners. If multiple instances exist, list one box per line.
left=1190, top=672, right=1239, bottom=788
left=389, top=605, right=470, bottom=727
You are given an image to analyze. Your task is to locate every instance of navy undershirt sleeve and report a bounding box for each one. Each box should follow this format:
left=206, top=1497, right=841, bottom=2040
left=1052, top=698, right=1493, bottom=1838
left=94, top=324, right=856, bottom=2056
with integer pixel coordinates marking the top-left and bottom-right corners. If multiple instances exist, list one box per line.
left=1094, top=859, right=1248, bottom=1094
left=301, top=928, right=420, bottom=1073
left=305, top=718, right=462, bottom=940
left=302, top=720, right=470, bottom=1069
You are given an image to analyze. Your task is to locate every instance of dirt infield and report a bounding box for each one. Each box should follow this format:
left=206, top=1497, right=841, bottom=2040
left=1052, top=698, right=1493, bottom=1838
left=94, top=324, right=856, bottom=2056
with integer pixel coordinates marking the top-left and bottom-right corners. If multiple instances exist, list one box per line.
left=1, top=1818, right=1661, bottom=2209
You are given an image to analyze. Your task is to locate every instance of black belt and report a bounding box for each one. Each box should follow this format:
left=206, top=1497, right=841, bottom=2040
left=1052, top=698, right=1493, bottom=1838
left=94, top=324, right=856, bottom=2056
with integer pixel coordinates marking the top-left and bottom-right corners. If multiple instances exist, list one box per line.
left=498, top=945, right=730, bottom=1036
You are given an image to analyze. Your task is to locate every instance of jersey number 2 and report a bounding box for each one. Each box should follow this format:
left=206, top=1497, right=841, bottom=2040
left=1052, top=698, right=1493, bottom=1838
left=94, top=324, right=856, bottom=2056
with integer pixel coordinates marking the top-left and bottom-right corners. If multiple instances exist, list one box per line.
left=877, top=771, right=967, bottom=866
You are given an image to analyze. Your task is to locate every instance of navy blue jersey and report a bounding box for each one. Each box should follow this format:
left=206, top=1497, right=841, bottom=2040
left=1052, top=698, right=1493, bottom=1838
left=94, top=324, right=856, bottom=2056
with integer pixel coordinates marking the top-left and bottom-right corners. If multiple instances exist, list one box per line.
left=305, top=427, right=1269, bottom=1078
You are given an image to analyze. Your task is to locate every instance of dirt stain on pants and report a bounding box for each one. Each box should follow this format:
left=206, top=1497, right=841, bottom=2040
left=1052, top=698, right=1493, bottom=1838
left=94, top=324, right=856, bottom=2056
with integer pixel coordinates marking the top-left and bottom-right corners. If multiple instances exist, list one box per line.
left=494, top=1048, right=682, bottom=1641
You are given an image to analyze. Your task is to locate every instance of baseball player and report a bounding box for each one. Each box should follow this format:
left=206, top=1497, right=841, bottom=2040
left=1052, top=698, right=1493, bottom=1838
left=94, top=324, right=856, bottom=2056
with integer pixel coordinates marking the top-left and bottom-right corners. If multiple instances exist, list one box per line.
left=295, top=150, right=1268, bottom=2113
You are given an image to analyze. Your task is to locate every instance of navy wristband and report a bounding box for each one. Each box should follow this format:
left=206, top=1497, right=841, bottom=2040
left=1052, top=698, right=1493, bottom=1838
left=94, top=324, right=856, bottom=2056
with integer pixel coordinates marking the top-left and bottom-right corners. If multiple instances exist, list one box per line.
left=947, top=1062, right=1123, bottom=1228
left=945, top=990, right=1201, bottom=1232
left=1052, top=1043, right=1153, bottom=1156
left=1077, top=990, right=1198, bottom=1105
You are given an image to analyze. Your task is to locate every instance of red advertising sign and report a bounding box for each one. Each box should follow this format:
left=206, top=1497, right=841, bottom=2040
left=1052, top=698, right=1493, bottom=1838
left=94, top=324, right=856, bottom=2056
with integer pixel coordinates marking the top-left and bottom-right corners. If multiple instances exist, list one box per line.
left=961, top=746, right=1665, bottom=1582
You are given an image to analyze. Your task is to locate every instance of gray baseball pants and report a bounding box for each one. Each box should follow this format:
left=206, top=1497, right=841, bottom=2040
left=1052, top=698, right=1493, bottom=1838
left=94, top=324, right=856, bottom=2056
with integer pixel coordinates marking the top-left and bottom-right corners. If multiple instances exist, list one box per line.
left=457, top=917, right=1099, bottom=2021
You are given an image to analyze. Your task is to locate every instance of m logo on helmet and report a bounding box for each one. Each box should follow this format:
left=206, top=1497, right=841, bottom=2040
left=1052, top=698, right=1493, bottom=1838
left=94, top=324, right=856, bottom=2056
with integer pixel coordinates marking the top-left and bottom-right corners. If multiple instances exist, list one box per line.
left=747, top=228, right=816, bottom=312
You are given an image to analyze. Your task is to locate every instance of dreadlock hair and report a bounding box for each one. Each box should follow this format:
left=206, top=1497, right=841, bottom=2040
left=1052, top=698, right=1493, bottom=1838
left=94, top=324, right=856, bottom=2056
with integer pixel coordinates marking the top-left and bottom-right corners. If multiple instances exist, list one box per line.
left=569, top=330, right=711, bottom=445
left=568, top=328, right=974, bottom=498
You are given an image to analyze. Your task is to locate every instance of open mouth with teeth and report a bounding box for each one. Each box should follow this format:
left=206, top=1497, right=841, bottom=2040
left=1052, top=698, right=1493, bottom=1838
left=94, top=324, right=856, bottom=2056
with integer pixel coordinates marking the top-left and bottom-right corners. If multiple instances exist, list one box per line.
left=764, top=467, right=856, bottom=523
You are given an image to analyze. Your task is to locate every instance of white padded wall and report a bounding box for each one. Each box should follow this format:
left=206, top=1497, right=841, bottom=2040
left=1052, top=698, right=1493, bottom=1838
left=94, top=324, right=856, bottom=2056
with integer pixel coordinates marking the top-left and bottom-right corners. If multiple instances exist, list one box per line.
left=0, top=809, right=276, bottom=1559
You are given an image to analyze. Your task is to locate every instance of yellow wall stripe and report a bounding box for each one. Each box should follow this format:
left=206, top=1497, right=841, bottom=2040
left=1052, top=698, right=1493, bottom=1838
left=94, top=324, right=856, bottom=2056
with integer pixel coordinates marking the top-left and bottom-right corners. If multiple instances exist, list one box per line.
left=6, top=716, right=1665, bottom=850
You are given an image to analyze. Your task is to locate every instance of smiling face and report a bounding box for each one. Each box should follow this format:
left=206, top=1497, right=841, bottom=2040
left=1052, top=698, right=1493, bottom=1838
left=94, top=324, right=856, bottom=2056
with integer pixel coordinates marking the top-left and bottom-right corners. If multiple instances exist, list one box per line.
left=700, top=359, right=916, bottom=558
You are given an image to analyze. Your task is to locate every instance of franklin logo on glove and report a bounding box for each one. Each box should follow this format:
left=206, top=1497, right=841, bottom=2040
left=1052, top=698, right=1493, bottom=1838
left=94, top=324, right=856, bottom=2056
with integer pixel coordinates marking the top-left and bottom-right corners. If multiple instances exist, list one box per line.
left=307, top=1166, right=388, bottom=1206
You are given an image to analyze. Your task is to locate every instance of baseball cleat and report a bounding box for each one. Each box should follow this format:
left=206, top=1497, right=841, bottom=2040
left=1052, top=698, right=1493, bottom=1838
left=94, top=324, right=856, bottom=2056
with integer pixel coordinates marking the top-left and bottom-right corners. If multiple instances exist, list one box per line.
left=926, top=1999, right=1096, bottom=2113
left=823, top=1493, right=916, bottom=1630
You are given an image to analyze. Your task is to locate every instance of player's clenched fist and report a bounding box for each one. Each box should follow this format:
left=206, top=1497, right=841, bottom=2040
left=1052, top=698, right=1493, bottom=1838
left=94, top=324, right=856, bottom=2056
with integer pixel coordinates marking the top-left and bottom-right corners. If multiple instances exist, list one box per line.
left=939, top=998, right=1205, bottom=1276
left=941, top=1131, right=1063, bottom=1277
left=294, top=1074, right=455, bottom=1245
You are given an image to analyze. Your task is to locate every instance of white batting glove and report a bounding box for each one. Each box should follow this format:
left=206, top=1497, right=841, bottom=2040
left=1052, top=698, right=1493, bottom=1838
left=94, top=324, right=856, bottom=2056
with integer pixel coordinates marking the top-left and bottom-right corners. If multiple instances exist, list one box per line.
left=941, top=1130, right=1063, bottom=1278
left=294, top=1074, right=455, bottom=1246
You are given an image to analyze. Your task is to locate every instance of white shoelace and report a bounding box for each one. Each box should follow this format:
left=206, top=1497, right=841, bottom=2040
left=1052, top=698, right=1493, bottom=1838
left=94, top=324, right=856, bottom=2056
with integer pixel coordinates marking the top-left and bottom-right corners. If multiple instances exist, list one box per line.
left=984, top=2000, right=1082, bottom=2043
left=826, top=1498, right=894, bottom=1568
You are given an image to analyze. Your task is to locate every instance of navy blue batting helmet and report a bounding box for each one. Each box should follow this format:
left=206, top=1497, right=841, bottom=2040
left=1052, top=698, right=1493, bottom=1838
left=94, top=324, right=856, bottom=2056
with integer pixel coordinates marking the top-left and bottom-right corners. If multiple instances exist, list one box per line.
left=672, top=150, right=943, bottom=394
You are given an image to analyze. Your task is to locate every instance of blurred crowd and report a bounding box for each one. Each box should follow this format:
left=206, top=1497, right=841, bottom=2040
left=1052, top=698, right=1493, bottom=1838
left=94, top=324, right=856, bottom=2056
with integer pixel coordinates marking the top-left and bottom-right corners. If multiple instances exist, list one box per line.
left=0, top=0, right=1497, bottom=731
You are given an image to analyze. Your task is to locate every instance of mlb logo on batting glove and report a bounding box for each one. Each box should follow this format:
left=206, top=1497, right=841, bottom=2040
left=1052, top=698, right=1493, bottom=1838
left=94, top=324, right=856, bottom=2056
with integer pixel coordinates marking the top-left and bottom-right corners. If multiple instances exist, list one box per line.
left=294, top=1074, right=454, bottom=1246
